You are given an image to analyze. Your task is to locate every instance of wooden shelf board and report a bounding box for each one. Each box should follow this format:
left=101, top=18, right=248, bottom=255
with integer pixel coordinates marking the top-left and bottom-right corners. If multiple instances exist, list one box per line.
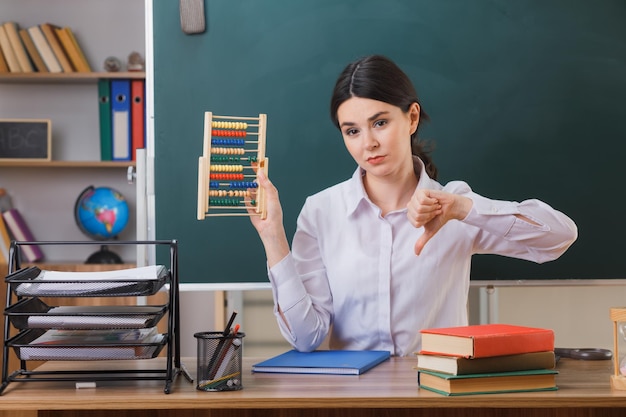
left=0, top=160, right=135, bottom=168
left=0, top=72, right=145, bottom=84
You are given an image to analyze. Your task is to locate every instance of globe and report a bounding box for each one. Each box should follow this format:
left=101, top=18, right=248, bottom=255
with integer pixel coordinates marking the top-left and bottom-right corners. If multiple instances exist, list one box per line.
left=74, top=186, right=130, bottom=264
left=74, top=186, right=129, bottom=241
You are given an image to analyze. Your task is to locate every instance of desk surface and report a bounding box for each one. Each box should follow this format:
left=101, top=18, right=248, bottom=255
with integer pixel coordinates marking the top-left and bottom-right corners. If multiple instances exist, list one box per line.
left=0, top=357, right=625, bottom=413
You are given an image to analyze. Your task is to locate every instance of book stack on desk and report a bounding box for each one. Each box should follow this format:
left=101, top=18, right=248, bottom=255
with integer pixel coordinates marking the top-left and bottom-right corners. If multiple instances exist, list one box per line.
left=416, top=324, right=557, bottom=396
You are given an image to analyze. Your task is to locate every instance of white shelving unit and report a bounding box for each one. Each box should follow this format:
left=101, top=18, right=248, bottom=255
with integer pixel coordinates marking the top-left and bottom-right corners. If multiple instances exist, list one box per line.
left=0, top=0, right=146, bottom=265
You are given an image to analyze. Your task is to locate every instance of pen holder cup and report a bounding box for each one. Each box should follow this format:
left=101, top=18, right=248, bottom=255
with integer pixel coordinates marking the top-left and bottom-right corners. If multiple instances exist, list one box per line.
left=194, top=331, right=245, bottom=391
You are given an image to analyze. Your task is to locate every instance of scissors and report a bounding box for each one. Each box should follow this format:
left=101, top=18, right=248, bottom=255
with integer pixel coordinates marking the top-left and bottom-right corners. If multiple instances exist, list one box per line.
left=555, top=347, right=612, bottom=361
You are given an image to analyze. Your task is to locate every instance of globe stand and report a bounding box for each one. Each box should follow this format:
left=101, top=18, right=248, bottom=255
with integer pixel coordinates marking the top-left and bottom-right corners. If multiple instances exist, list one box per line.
left=85, top=244, right=123, bottom=264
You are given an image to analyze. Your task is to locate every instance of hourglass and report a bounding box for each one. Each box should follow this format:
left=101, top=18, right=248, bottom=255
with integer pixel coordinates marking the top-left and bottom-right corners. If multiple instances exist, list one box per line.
left=610, top=307, right=626, bottom=389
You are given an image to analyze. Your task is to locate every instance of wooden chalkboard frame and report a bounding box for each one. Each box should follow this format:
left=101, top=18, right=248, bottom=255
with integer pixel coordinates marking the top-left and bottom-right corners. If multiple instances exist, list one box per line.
left=0, top=119, right=52, bottom=161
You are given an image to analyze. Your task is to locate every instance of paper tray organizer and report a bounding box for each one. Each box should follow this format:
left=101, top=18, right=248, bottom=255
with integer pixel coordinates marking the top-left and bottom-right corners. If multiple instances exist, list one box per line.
left=7, top=328, right=167, bottom=361
left=1, top=240, right=191, bottom=395
left=6, top=265, right=168, bottom=297
left=5, top=298, right=168, bottom=330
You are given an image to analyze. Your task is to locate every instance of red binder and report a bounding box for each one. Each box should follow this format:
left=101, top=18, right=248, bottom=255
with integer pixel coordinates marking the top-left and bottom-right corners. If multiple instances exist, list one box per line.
left=131, top=79, right=145, bottom=161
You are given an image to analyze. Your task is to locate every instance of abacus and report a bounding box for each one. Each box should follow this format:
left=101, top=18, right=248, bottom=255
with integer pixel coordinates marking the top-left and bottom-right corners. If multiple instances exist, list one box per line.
left=197, top=112, right=268, bottom=220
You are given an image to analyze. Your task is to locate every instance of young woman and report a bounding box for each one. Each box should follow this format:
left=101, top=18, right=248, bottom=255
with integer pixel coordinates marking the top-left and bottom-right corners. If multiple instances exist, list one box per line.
left=249, top=55, right=577, bottom=356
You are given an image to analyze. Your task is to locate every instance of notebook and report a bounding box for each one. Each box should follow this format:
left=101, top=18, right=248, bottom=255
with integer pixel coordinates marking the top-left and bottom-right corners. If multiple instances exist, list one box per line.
left=252, top=349, right=390, bottom=375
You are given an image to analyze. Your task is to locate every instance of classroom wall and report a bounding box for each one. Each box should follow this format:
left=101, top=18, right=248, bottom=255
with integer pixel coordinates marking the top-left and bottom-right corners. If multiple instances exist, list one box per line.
left=5, top=1, right=623, bottom=359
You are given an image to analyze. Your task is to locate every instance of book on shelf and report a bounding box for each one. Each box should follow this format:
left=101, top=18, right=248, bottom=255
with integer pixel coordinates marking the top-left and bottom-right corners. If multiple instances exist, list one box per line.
left=420, top=324, right=554, bottom=359
left=252, top=349, right=391, bottom=375
left=3, top=21, right=33, bottom=73
left=0, top=43, right=9, bottom=73
left=0, top=214, right=11, bottom=264
left=415, top=350, right=556, bottom=376
left=54, top=26, right=91, bottom=72
left=39, top=23, right=73, bottom=72
left=65, top=26, right=92, bottom=72
left=1, top=208, right=44, bottom=262
left=18, top=28, right=47, bottom=72
left=0, top=24, right=20, bottom=73
left=418, top=368, right=558, bottom=396
left=27, top=25, right=61, bottom=73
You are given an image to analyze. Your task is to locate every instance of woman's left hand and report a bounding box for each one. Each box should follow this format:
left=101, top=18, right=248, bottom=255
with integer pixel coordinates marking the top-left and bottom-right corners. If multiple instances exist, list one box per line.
left=407, top=189, right=472, bottom=255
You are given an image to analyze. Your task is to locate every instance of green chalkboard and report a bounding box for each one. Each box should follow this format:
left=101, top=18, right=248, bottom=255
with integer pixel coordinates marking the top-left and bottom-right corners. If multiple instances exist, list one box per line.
left=153, top=0, right=626, bottom=284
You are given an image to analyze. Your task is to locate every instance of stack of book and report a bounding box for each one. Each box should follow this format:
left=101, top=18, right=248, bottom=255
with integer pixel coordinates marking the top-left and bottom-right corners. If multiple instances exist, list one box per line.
left=0, top=21, right=91, bottom=74
left=416, top=323, right=557, bottom=396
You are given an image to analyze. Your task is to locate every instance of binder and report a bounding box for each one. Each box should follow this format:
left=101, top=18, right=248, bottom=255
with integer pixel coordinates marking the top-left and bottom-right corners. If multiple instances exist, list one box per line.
left=98, top=79, right=113, bottom=161
left=110, top=79, right=131, bottom=161
left=130, top=79, right=145, bottom=161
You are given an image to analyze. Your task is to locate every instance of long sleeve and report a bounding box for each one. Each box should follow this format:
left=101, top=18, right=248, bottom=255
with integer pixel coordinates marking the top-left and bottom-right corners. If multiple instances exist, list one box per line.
left=445, top=180, right=578, bottom=263
left=268, top=251, right=332, bottom=352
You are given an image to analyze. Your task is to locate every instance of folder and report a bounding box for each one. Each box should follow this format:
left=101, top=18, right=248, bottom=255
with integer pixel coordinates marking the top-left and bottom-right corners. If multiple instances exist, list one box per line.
left=130, top=79, right=145, bottom=161
left=111, top=79, right=131, bottom=161
left=98, top=79, right=113, bottom=161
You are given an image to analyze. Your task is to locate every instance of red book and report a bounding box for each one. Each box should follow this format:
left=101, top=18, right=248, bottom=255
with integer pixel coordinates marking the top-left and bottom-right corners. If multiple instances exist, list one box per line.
left=130, top=79, right=145, bottom=161
left=2, top=208, right=44, bottom=262
left=420, top=324, right=554, bottom=359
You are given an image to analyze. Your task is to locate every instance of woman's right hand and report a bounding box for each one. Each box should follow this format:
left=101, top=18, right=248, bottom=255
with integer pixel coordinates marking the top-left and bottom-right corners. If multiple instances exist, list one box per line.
left=248, top=169, right=291, bottom=267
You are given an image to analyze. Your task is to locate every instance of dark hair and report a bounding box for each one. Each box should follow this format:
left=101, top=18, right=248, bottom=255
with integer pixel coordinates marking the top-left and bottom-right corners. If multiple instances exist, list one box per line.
left=330, top=55, right=437, bottom=180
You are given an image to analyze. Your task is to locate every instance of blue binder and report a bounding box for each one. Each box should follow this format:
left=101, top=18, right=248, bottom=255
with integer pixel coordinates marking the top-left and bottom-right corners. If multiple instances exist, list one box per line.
left=110, top=79, right=131, bottom=161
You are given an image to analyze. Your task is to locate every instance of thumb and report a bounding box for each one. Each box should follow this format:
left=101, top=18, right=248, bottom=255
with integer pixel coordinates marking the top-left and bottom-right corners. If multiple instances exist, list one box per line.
left=414, top=229, right=434, bottom=256
left=256, top=168, right=271, bottom=189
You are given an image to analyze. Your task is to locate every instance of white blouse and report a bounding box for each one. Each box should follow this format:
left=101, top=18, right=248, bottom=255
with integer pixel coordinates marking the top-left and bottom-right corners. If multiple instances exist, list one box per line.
left=267, top=160, right=577, bottom=356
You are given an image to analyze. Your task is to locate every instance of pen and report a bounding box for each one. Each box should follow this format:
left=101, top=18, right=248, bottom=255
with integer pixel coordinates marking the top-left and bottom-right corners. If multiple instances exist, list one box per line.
left=209, top=324, right=239, bottom=379
left=207, top=311, right=238, bottom=379
left=223, top=311, right=238, bottom=336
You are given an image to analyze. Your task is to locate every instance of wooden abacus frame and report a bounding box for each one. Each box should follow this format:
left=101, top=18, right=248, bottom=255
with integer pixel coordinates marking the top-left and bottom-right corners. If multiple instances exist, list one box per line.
left=197, top=112, right=268, bottom=220
left=610, top=307, right=626, bottom=390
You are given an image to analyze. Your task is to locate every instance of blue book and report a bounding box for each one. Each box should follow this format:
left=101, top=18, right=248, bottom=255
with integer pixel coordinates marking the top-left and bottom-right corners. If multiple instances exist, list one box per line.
left=251, top=349, right=390, bottom=375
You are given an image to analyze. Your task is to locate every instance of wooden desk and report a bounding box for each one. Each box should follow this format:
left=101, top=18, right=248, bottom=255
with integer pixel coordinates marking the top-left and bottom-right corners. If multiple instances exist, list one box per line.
left=0, top=357, right=625, bottom=417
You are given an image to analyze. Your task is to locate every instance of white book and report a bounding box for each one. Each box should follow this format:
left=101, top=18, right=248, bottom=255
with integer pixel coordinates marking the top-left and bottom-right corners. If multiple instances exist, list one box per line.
left=27, top=25, right=61, bottom=73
